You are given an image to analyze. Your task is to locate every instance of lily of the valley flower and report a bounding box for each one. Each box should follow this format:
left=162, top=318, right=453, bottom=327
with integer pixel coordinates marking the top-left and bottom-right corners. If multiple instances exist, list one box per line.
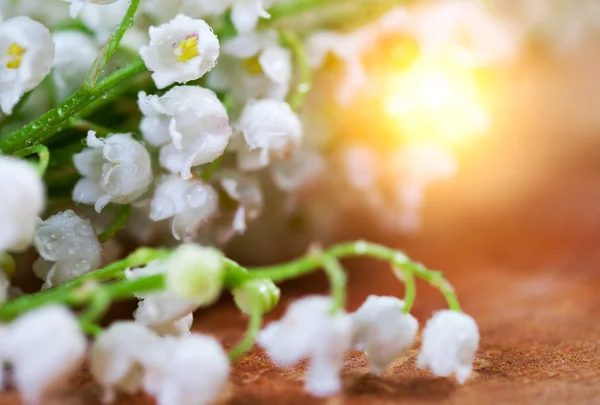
left=150, top=175, right=219, bottom=240
left=258, top=296, right=352, bottom=397
left=52, top=31, right=99, bottom=101
left=91, top=322, right=163, bottom=401
left=0, top=156, right=45, bottom=253
left=63, top=0, right=120, bottom=18
left=0, top=16, right=53, bottom=115
left=73, top=131, right=153, bottom=213
left=92, top=322, right=229, bottom=405
left=351, top=295, right=418, bottom=375
left=230, top=0, right=277, bottom=34
left=417, top=310, right=480, bottom=384
left=208, top=30, right=292, bottom=103
left=147, top=334, right=229, bottom=405
left=32, top=210, right=102, bottom=289
left=165, top=243, right=224, bottom=305
left=7, top=306, right=87, bottom=403
left=126, top=262, right=199, bottom=335
left=138, top=86, right=231, bottom=179
left=140, top=14, right=219, bottom=89
left=235, top=99, right=303, bottom=171
left=215, top=170, right=263, bottom=236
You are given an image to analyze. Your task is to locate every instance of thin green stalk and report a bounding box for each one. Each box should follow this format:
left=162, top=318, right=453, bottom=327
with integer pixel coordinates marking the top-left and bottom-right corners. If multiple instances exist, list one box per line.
left=322, top=255, right=347, bottom=312
left=84, top=0, right=142, bottom=88
left=0, top=59, right=146, bottom=154
left=280, top=30, right=312, bottom=111
left=392, top=265, right=416, bottom=313
left=79, top=287, right=112, bottom=324
left=13, top=144, right=50, bottom=174
left=0, top=247, right=171, bottom=321
left=239, top=241, right=461, bottom=312
left=98, top=204, right=132, bottom=243
left=228, top=292, right=264, bottom=361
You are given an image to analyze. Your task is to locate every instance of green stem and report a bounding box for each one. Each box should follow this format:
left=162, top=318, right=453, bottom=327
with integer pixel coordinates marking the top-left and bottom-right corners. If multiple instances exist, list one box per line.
left=0, top=59, right=146, bottom=154
left=0, top=247, right=171, bottom=321
left=13, top=144, right=50, bottom=175
left=392, top=265, right=416, bottom=313
left=280, top=30, right=312, bottom=111
left=238, top=241, right=460, bottom=312
left=228, top=292, right=264, bottom=361
left=79, top=287, right=111, bottom=324
left=322, top=254, right=346, bottom=312
left=98, top=204, right=132, bottom=243
left=84, top=0, right=142, bottom=88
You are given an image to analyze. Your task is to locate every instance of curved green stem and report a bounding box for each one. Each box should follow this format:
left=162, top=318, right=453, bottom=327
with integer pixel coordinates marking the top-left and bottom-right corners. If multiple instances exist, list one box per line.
left=13, top=144, right=50, bottom=175
left=84, top=0, right=142, bottom=87
left=322, top=254, right=347, bottom=312
left=0, top=247, right=171, bottom=321
left=0, top=59, right=146, bottom=154
left=392, top=265, right=416, bottom=313
left=98, top=204, right=132, bottom=243
left=229, top=292, right=264, bottom=361
left=280, top=30, right=312, bottom=111
left=235, top=241, right=461, bottom=312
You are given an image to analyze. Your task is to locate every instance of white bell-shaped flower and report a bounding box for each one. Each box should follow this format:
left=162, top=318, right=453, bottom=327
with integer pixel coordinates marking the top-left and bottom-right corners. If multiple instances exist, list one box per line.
left=164, top=243, right=224, bottom=306
left=270, top=147, right=324, bottom=192
left=91, top=322, right=164, bottom=401
left=0, top=16, right=54, bottom=115
left=126, top=262, right=199, bottom=333
left=0, top=156, right=45, bottom=253
left=258, top=296, right=352, bottom=397
left=7, top=306, right=87, bottom=403
left=140, top=14, right=219, bottom=89
left=208, top=30, right=291, bottom=103
left=417, top=310, right=480, bottom=384
left=138, top=86, right=231, bottom=179
left=150, top=175, right=219, bottom=240
left=230, top=0, right=277, bottom=34
left=63, top=0, right=120, bottom=18
left=148, top=334, right=229, bottom=405
left=215, top=170, right=263, bottom=235
left=52, top=31, right=99, bottom=100
left=151, top=313, right=193, bottom=337
left=32, top=210, right=102, bottom=289
left=351, top=295, right=418, bottom=375
left=73, top=131, right=153, bottom=213
left=235, top=99, right=303, bottom=171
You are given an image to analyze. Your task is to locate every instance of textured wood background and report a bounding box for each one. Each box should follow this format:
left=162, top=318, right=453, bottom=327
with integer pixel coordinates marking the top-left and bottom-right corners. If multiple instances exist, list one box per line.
left=2, top=152, right=600, bottom=405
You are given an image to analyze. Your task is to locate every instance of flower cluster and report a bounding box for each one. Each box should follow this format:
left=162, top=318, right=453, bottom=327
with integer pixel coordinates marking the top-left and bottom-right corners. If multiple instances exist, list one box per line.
left=0, top=0, right=514, bottom=403
left=259, top=295, right=479, bottom=397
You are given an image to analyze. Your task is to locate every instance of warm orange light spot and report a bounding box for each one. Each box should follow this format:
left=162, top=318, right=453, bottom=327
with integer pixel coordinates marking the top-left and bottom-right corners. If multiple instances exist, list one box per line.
left=383, top=57, right=489, bottom=148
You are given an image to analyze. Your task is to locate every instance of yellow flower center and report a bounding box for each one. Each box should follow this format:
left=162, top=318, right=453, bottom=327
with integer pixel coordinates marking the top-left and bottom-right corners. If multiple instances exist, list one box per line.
left=6, top=43, right=26, bottom=69
left=174, top=35, right=200, bottom=63
left=242, top=55, right=263, bottom=75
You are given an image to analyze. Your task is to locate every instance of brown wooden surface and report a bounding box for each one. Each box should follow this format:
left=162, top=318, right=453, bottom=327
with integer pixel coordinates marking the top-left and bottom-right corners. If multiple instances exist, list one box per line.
left=2, top=157, right=600, bottom=405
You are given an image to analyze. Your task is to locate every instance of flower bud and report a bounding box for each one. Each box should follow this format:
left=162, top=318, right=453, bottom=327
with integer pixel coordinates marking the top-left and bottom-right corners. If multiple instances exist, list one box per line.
left=165, top=244, right=224, bottom=305
left=233, top=278, right=280, bottom=315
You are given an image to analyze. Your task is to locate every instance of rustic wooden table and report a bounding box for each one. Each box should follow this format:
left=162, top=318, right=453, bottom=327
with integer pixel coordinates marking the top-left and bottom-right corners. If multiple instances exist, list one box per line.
left=2, top=156, right=600, bottom=405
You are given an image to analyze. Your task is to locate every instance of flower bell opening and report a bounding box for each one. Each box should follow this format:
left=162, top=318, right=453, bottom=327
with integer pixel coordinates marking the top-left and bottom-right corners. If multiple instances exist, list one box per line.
left=174, top=33, right=200, bottom=63
left=242, top=54, right=263, bottom=75
left=6, top=43, right=26, bottom=69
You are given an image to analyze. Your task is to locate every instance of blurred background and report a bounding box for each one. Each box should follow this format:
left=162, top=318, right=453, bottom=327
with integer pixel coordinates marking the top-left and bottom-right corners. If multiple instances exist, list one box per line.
left=226, top=0, right=600, bottom=264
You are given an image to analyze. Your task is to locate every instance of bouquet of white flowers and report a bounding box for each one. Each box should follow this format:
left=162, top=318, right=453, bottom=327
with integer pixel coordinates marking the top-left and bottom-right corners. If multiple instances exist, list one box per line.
left=0, top=0, right=504, bottom=403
